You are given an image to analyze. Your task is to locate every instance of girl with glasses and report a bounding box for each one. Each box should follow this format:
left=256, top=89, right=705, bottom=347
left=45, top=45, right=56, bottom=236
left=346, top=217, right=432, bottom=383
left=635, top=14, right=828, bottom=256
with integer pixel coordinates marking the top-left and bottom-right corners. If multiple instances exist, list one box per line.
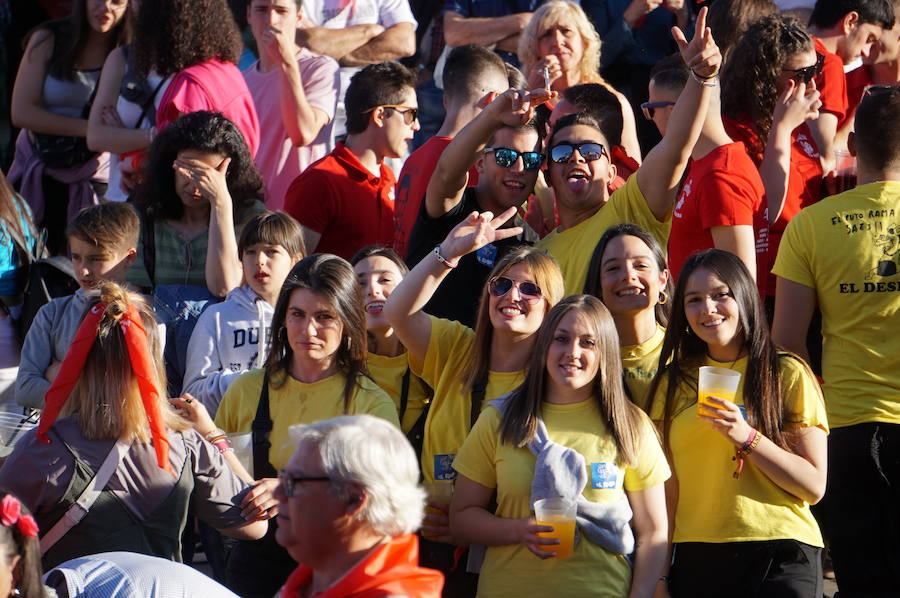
left=645, top=249, right=827, bottom=598
left=451, top=294, right=671, bottom=598
left=583, top=223, right=673, bottom=408
left=384, top=209, right=564, bottom=590
left=721, top=14, right=824, bottom=309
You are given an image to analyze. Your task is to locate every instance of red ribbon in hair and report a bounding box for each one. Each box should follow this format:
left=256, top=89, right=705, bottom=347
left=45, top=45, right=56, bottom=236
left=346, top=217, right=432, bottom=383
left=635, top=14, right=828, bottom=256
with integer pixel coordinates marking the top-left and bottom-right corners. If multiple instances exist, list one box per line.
left=38, top=302, right=173, bottom=476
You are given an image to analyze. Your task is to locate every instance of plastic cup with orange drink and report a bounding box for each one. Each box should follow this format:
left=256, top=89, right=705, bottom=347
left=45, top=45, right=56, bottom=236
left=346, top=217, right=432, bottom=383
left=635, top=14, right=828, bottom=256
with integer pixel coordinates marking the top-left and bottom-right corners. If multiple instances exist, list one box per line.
left=534, top=497, right=577, bottom=558
left=697, top=366, right=741, bottom=417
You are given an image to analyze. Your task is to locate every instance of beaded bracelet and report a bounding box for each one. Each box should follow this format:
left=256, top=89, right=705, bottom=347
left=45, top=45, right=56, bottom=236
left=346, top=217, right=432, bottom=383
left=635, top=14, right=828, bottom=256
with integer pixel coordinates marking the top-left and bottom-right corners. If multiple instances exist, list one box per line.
left=433, top=245, right=458, bottom=269
left=211, top=437, right=232, bottom=454
left=732, top=428, right=761, bottom=479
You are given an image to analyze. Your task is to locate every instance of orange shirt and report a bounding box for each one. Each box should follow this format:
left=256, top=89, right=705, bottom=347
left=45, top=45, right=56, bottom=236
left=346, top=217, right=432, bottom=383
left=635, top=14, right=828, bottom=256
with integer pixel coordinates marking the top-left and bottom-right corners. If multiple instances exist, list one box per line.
left=285, top=142, right=396, bottom=260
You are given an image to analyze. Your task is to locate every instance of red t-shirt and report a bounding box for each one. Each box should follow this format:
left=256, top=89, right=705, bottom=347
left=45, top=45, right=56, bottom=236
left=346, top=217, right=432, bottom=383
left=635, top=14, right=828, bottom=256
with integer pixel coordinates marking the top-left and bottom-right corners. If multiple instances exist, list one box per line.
left=814, top=38, right=850, bottom=128
left=668, top=142, right=768, bottom=294
left=284, top=142, right=396, bottom=260
left=393, top=136, right=478, bottom=258
left=845, top=64, right=874, bottom=123
left=723, top=117, right=824, bottom=296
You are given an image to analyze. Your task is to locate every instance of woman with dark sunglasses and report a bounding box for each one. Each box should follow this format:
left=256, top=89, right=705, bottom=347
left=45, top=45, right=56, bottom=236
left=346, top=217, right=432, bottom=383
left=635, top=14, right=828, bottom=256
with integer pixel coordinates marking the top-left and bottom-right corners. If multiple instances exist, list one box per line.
left=384, top=208, right=564, bottom=589
left=721, top=14, right=824, bottom=316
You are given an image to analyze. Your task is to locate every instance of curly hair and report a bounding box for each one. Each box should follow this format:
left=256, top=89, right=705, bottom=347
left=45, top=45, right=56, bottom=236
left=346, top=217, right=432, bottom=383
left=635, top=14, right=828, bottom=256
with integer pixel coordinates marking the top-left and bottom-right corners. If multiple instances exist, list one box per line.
left=518, top=1, right=603, bottom=87
left=133, top=111, right=264, bottom=221
left=721, top=14, right=812, bottom=157
left=131, top=0, right=242, bottom=79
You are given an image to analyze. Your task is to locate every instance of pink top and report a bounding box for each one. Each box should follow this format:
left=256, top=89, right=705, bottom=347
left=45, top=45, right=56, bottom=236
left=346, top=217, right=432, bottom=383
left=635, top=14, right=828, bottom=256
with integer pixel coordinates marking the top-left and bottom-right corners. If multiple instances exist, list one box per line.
left=156, top=59, right=260, bottom=158
left=243, top=49, right=339, bottom=209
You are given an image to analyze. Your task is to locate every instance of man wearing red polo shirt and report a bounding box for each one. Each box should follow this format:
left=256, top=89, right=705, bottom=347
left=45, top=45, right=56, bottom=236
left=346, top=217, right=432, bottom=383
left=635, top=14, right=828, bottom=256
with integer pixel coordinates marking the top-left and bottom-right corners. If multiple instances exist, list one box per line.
left=808, top=0, right=894, bottom=173
left=285, top=62, right=418, bottom=259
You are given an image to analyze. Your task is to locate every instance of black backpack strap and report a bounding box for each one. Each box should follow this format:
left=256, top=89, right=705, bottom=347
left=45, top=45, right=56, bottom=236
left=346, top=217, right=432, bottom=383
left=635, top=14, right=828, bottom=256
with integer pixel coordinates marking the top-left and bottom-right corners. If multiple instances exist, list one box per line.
left=251, top=372, right=278, bottom=480
left=141, top=216, right=156, bottom=287
left=470, top=374, right=488, bottom=430
left=398, top=367, right=411, bottom=423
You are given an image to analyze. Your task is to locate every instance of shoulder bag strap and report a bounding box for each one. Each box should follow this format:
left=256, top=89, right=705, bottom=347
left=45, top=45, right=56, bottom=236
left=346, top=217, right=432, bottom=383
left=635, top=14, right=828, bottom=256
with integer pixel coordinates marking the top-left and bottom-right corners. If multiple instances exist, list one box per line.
left=398, top=367, right=411, bottom=423
left=134, top=76, right=168, bottom=130
left=470, top=374, right=488, bottom=430
left=39, top=439, right=132, bottom=555
left=251, top=372, right=278, bottom=480
left=141, top=216, right=156, bottom=286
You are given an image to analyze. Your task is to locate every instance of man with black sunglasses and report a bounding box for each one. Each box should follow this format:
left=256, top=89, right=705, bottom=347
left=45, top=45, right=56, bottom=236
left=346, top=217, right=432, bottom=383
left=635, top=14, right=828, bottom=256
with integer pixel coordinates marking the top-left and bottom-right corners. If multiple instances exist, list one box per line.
left=405, top=87, right=553, bottom=326
left=808, top=0, right=895, bottom=175
left=536, top=7, right=722, bottom=294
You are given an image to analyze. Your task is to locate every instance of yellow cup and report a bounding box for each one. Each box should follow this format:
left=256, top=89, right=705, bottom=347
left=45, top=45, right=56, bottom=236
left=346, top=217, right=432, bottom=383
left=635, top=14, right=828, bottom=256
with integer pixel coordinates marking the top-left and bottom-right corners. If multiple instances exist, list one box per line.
left=534, top=498, right=577, bottom=558
left=422, top=481, right=454, bottom=537
left=698, top=366, right=741, bottom=417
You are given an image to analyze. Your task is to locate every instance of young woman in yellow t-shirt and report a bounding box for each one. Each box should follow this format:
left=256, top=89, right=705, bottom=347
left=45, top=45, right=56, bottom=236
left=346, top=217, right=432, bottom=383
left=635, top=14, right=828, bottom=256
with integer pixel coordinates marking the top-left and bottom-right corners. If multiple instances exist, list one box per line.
left=351, top=246, right=431, bottom=437
left=384, top=209, right=565, bottom=585
left=646, top=249, right=828, bottom=598
left=451, top=295, right=670, bottom=598
left=583, top=223, right=672, bottom=409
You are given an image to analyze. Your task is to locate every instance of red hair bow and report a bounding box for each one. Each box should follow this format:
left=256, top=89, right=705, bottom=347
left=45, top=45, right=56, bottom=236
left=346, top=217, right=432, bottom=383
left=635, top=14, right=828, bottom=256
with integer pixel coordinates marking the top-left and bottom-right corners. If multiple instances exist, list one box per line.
left=38, top=303, right=173, bottom=475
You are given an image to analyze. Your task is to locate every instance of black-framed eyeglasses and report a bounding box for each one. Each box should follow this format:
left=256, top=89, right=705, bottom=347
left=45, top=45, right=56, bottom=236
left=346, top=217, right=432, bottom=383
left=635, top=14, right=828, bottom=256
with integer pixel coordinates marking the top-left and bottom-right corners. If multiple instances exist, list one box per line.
left=640, top=101, right=676, bottom=120
left=278, top=468, right=331, bottom=498
left=483, top=147, right=543, bottom=171
left=365, top=104, right=418, bottom=124
left=488, top=276, right=543, bottom=302
left=548, top=142, right=609, bottom=164
left=783, top=53, right=824, bottom=84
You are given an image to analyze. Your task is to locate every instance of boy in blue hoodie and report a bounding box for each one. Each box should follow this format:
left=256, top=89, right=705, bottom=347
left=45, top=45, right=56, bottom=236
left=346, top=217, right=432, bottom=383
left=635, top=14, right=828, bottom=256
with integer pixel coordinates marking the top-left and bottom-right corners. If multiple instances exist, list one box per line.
left=183, top=211, right=305, bottom=415
left=15, top=203, right=139, bottom=409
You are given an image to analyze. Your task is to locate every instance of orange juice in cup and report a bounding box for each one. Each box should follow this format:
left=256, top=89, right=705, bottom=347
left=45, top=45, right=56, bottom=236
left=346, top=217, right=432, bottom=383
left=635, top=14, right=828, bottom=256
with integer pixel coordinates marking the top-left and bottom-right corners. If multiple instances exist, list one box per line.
left=698, top=366, right=741, bottom=417
left=422, top=481, right=454, bottom=537
left=534, top=498, right=577, bottom=558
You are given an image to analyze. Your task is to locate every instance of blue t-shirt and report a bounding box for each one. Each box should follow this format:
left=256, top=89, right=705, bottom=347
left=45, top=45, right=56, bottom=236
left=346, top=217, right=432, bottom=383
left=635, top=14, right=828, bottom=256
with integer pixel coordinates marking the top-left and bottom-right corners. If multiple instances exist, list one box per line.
left=0, top=197, right=36, bottom=296
left=582, top=0, right=677, bottom=68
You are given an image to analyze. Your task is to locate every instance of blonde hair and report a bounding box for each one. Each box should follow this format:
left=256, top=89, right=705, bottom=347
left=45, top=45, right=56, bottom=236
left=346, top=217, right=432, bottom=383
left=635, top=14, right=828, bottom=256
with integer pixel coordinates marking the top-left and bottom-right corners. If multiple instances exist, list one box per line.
left=461, top=247, right=566, bottom=392
left=63, top=282, right=188, bottom=441
left=518, top=1, right=604, bottom=87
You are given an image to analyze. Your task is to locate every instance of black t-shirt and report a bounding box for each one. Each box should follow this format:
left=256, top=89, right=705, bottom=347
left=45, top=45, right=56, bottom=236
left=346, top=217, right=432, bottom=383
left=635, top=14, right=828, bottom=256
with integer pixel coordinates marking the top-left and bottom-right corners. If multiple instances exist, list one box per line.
left=406, top=188, right=539, bottom=327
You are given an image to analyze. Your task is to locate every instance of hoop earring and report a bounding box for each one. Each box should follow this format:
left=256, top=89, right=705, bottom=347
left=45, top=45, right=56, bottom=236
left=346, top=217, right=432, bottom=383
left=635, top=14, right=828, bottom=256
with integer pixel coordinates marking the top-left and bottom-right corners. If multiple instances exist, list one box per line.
left=658, top=291, right=668, bottom=305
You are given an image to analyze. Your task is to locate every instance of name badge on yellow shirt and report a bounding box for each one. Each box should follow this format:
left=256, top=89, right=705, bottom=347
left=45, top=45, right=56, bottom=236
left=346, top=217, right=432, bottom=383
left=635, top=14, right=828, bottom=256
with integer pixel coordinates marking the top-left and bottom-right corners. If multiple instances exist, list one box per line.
left=435, top=454, right=457, bottom=480
left=591, top=463, right=620, bottom=489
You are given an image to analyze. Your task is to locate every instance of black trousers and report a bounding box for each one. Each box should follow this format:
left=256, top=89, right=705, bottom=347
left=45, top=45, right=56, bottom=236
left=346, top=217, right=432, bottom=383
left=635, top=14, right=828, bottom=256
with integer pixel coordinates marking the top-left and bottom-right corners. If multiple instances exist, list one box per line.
left=821, top=423, right=900, bottom=598
left=669, top=540, right=822, bottom=598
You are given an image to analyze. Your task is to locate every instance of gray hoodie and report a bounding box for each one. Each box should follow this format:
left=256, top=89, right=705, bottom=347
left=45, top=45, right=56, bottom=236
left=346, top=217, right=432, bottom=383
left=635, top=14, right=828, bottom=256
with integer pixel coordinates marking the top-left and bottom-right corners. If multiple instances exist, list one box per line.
left=182, top=285, right=274, bottom=416
left=16, top=289, right=98, bottom=409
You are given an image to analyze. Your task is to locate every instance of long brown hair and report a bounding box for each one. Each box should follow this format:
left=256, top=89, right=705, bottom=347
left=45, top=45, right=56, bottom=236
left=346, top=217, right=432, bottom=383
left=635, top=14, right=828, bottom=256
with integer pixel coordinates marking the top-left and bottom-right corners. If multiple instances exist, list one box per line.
left=461, top=247, right=565, bottom=392
left=62, top=282, right=188, bottom=441
left=645, top=250, right=791, bottom=452
left=265, top=254, right=369, bottom=413
left=498, top=295, right=643, bottom=466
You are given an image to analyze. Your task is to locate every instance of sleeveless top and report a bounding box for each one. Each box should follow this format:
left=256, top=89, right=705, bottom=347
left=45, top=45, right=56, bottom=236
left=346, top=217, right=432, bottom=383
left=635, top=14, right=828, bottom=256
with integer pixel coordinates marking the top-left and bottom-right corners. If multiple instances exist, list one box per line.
left=42, top=69, right=101, bottom=119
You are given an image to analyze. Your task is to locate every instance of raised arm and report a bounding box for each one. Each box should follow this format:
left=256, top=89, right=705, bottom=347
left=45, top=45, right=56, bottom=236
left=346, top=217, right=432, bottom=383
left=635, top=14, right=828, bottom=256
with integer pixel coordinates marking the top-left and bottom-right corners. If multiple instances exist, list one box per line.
left=636, top=7, right=720, bottom=220
left=258, top=23, right=332, bottom=146
left=338, top=22, right=416, bottom=67
left=11, top=30, right=89, bottom=137
left=87, top=47, right=155, bottom=154
left=443, top=10, right=532, bottom=47
left=760, top=80, right=821, bottom=223
left=383, top=209, right=523, bottom=362
left=425, top=87, right=552, bottom=218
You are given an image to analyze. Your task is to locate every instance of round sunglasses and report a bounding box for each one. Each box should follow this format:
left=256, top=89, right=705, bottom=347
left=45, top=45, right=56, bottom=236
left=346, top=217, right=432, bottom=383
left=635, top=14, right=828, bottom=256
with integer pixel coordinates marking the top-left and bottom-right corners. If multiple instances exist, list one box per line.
left=483, top=147, right=544, bottom=171
left=488, top=276, right=543, bottom=301
left=548, top=142, right=609, bottom=164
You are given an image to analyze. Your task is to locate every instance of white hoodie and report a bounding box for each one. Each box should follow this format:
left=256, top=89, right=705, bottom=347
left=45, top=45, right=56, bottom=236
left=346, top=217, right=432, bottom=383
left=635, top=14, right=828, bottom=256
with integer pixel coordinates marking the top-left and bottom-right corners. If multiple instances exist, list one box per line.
left=182, top=285, right=274, bottom=416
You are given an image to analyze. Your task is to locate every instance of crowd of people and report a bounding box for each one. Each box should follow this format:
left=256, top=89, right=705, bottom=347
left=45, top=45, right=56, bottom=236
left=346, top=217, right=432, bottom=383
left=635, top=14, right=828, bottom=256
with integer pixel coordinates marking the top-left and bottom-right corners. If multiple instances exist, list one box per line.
left=0, top=0, right=898, bottom=595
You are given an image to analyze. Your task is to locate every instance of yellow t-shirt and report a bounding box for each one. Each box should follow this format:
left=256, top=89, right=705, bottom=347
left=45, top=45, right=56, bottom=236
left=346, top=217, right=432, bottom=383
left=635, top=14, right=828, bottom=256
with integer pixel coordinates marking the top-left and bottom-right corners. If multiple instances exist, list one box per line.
left=412, top=316, right=524, bottom=483
left=772, top=182, right=900, bottom=428
left=367, top=351, right=430, bottom=435
left=215, top=369, right=400, bottom=470
left=537, top=176, right=671, bottom=295
left=621, top=324, right=666, bottom=411
left=453, top=400, right=670, bottom=598
left=648, top=355, right=827, bottom=546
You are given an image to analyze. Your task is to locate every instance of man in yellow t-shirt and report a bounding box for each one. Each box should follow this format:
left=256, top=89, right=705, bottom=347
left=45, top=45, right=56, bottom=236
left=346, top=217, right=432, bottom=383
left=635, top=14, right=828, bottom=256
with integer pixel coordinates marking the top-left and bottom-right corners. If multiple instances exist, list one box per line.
left=771, top=86, right=900, bottom=597
left=536, top=57, right=719, bottom=294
